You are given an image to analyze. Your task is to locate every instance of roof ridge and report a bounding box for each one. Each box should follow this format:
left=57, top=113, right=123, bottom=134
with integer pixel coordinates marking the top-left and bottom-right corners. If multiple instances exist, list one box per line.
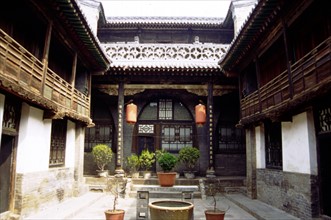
left=106, top=16, right=224, bottom=24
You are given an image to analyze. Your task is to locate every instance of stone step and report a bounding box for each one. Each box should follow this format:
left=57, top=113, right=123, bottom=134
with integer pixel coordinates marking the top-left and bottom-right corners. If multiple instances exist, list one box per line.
left=131, top=177, right=200, bottom=186
left=128, top=190, right=201, bottom=199
left=132, top=184, right=199, bottom=192
left=129, top=184, right=201, bottom=199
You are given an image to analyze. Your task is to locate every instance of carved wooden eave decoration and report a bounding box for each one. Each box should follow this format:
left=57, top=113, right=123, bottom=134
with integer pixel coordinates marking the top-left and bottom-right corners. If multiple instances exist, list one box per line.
left=96, top=84, right=237, bottom=96
left=0, top=77, right=93, bottom=126
left=46, top=109, right=94, bottom=126
left=103, top=42, right=229, bottom=73
left=0, top=77, right=58, bottom=111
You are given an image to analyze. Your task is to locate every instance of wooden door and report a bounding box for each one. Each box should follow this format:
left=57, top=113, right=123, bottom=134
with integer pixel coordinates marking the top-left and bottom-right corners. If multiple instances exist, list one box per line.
left=0, top=135, right=14, bottom=213
left=319, top=135, right=331, bottom=217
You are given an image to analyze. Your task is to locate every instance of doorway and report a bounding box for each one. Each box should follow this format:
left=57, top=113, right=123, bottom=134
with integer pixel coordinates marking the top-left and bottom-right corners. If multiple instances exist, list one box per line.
left=137, top=136, right=155, bottom=171
left=0, top=135, right=15, bottom=213
left=137, top=136, right=154, bottom=155
left=319, top=135, right=331, bottom=217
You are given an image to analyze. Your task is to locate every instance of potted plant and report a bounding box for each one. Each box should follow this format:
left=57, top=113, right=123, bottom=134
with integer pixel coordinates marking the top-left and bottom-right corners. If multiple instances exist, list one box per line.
left=91, top=144, right=113, bottom=177
left=104, top=176, right=128, bottom=220
left=204, top=178, right=230, bottom=220
left=126, top=153, right=140, bottom=178
left=178, top=146, right=200, bottom=179
left=138, top=149, right=155, bottom=179
left=156, top=150, right=178, bottom=186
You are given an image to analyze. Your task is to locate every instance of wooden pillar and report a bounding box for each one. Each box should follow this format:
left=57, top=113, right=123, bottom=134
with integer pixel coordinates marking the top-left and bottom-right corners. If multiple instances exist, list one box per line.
left=246, top=126, right=257, bottom=199
left=282, top=17, right=293, bottom=98
left=70, top=53, right=77, bottom=87
left=255, top=58, right=262, bottom=113
left=115, top=81, right=125, bottom=176
left=41, top=21, right=52, bottom=94
left=206, top=81, right=215, bottom=177
left=70, top=53, right=77, bottom=109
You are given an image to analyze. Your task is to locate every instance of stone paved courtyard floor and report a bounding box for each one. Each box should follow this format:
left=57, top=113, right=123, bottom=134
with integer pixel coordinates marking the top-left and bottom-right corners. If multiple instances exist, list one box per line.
left=24, top=192, right=299, bottom=220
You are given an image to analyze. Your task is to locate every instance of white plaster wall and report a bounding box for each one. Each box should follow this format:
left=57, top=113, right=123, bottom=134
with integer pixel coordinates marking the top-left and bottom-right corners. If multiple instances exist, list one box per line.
left=65, top=120, right=76, bottom=168
left=0, top=94, right=5, bottom=144
left=78, top=0, right=101, bottom=36
left=231, top=0, right=257, bottom=36
left=255, top=125, right=266, bottom=169
left=16, top=103, right=52, bottom=173
left=282, top=111, right=318, bottom=175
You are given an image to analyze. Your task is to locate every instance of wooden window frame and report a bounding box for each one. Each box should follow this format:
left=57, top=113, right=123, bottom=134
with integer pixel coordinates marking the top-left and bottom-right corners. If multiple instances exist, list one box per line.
left=49, top=119, right=67, bottom=167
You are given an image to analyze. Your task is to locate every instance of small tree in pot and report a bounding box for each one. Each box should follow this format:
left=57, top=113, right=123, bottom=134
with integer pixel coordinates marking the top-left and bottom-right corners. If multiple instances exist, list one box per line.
left=204, top=178, right=230, bottom=220
left=156, top=150, right=178, bottom=186
left=92, top=144, right=113, bottom=177
left=178, top=146, right=200, bottom=178
left=104, top=176, right=127, bottom=220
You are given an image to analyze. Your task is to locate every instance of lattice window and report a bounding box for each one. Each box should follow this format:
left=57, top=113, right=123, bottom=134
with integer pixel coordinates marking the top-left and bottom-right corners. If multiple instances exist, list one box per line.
left=162, top=124, right=192, bottom=152
left=85, top=122, right=113, bottom=152
left=138, top=124, right=154, bottom=134
left=2, top=97, right=21, bottom=135
left=159, top=99, right=173, bottom=120
left=318, top=106, right=331, bottom=134
left=265, top=121, right=282, bottom=169
left=217, top=121, right=245, bottom=153
left=49, top=120, right=67, bottom=167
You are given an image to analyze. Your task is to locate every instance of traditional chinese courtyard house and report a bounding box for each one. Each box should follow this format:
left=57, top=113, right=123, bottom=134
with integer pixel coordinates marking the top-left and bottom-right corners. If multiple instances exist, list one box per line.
left=85, top=12, right=250, bottom=177
left=0, top=0, right=109, bottom=218
left=219, top=0, right=331, bottom=219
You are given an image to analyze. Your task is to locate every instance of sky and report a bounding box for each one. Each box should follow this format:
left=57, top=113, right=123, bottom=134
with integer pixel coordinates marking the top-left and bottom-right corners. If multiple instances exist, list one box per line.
left=100, top=0, right=231, bottom=18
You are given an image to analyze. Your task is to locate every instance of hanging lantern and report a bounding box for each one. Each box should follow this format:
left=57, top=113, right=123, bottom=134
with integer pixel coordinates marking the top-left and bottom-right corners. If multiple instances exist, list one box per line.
left=126, top=103, right=137, bottom=124
left=195, top=104, right=206, bottom=125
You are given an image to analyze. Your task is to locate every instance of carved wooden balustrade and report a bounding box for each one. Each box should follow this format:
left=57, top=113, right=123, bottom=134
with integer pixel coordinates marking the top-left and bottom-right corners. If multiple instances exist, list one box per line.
left=103, top=42, right=229, bottom=69
left=0, top=29, right=90, bottom=122
left=241, top=37, right=331, bottom=123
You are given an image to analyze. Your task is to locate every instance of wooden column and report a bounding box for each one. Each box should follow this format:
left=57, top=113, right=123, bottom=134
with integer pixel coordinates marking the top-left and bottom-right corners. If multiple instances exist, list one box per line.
left=41, top=21, right=52, bottom=94
left=255, top=58, right=262, bottom=113
left=70, top=53, right=77, bottom=109
left=115, top=81, right=125, bottom=176
left=206, top=81, right=215, bottom=177
left=282, top=17, right=293, bottom=98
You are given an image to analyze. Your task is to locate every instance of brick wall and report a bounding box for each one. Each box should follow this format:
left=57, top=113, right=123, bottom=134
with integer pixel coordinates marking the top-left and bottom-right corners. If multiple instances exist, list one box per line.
left=14, top=168, right=75, bottom=217
left=257, top=169, right=319, bottom=219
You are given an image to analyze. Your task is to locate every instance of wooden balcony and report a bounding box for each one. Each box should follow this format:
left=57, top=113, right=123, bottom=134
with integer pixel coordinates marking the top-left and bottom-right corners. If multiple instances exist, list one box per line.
left=0, top=29, right=91, bottom=124
left=240, top=37, right=331, bottom=124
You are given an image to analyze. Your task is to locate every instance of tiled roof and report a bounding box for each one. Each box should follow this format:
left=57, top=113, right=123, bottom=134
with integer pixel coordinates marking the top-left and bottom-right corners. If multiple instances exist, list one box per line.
left=103, top=16, right=224, bottom=28
left=50, top=0, right=110, bottom=70
left=103, top=42, right=229, bottom=71
left=219, top=0, right=281, bottom=72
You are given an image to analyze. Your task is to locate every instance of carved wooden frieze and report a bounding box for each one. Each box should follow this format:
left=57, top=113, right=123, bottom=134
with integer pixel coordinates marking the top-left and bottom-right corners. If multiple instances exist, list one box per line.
left=96, top=84, right=237, bottom=96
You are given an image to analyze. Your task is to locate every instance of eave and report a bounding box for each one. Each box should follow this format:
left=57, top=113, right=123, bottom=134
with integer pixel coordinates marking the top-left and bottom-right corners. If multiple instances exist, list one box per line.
left=219, top=0, right=281, bottom=73
left=42, top=0, right=111, bottom=71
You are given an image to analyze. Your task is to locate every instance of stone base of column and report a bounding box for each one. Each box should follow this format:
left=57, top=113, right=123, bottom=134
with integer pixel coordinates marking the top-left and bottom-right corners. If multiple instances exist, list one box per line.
left=206, top=167, right=216, bottom=178
left=114, top=167, right=125, bottom=177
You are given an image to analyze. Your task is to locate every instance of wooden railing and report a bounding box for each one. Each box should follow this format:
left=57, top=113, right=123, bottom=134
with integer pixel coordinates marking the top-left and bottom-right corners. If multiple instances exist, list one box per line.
left=0, top=29, right=90, bottom=120
left=241, top=36, right=331, bottom=121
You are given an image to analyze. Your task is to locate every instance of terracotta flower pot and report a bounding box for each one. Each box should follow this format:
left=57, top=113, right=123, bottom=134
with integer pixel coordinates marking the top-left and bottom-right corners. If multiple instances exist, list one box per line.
left=104, top=209, right=125, bottom=220
left=205, top=210, right=226, bottom=220
left=157, top=172, right=177, bottom=187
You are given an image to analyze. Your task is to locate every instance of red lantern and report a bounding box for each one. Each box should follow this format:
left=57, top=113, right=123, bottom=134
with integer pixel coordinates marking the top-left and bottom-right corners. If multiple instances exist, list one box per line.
left=126, top=103, right=137, bottom=124
left=195, top=104, right=206, bottom=125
